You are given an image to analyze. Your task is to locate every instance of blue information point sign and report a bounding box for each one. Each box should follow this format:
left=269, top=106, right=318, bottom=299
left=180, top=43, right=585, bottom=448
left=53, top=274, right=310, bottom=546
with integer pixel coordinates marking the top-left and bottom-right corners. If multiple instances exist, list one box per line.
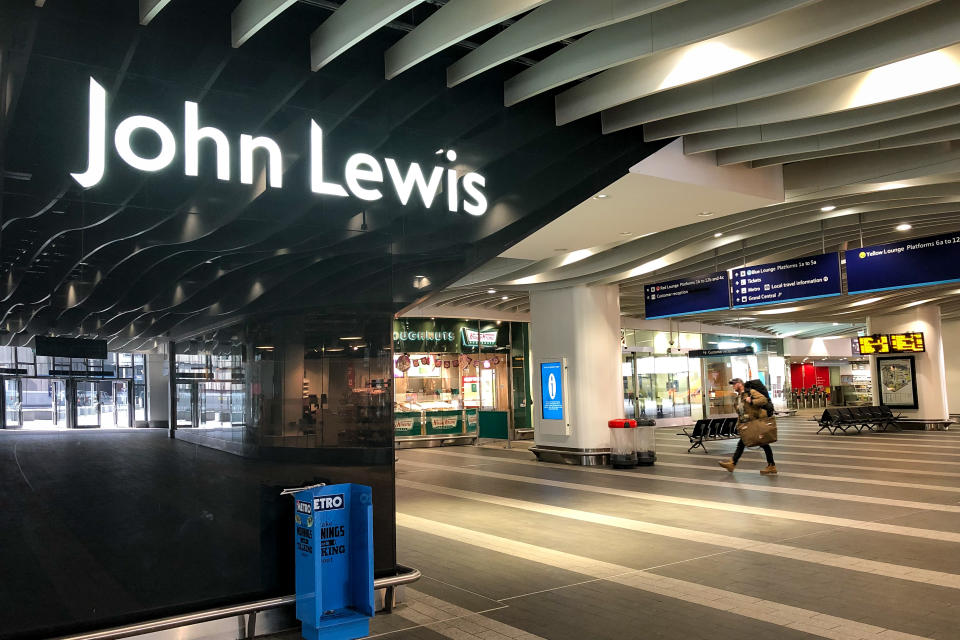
left=289, top=483, right=374, bottom=640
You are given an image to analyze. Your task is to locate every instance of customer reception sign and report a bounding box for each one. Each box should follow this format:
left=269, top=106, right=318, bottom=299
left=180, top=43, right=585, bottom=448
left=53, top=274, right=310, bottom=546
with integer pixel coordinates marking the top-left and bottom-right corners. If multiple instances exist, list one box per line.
left=732, top=253, right=841, bottom=308
left=643, top=271, right=730, bottom=319
left=845, top=231, right=960, bottom=293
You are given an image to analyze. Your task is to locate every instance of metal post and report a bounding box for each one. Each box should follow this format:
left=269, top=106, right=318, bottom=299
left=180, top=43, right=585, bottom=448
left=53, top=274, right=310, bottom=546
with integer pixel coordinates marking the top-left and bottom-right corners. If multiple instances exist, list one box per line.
left=168, top=340, right=176, bottom=438
left=506, top=323, right=515, bottom=449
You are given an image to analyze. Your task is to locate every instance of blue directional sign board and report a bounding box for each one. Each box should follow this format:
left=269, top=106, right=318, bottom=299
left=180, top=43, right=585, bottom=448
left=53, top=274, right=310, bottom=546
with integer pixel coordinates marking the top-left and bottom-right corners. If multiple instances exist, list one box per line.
left=732, top=253, right=841, bottom=308
left=845, top=231, right=960, bottom=294
left=540, top=361, right=564, bottom=421
left=644, top=271, right=730, bottom=319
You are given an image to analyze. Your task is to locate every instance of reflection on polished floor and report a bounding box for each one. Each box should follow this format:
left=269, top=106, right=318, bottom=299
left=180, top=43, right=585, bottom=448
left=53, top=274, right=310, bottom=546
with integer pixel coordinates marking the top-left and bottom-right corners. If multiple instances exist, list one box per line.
left=296, top=417, right=960, bottom=639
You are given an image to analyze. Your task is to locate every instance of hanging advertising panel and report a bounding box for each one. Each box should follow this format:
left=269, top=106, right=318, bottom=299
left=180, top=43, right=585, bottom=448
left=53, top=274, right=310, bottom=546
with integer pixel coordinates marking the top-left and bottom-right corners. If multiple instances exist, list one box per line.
left=845, top=231, right=960, bottom=293
left=643, top=271, right=730, bottom=319
left=731, top=253, right=841, bottom=308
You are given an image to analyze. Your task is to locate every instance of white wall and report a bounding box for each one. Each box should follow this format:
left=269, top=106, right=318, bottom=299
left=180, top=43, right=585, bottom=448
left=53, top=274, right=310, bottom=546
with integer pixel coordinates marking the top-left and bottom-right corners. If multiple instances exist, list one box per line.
left=530, top=285, right=622, bottom=451
left=867, top=305, right=948, bottom=419
left=146, top=352, right=168, bottom=426
left=943, top=318, right=960, bottom=415
left=784, top=336, right=854, bottom=358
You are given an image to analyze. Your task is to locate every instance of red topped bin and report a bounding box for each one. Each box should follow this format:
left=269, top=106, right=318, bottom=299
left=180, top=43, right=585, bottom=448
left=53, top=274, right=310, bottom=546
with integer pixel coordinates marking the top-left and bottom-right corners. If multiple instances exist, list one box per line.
left=608, top=419, right=638, bottom=468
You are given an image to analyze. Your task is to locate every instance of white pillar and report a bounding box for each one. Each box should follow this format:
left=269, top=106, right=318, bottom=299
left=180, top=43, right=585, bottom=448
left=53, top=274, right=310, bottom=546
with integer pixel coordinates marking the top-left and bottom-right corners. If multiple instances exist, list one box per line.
left=146, top=352, right=169, bottom=428
left=529, top=284, right=622, bottom=464
left=943, top=318, right=960, bottom=415
left=866, top=304, right=948, bottom=419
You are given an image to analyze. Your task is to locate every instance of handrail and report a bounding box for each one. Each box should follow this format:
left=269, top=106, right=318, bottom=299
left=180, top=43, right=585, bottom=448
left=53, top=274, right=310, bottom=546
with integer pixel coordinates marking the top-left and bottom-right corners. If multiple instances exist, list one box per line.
left=54, top=565, right=421, bottom=640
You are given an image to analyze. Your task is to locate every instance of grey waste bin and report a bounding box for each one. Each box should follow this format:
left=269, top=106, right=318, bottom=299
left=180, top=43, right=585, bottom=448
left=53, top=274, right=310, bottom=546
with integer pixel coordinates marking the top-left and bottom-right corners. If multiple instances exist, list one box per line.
left=635, top=419, right=657, bottom=466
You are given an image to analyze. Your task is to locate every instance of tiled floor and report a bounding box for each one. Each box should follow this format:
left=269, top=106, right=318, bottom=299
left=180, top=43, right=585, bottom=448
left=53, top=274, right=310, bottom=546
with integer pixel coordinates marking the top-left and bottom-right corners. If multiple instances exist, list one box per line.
left=285, top=418, right=960, bottom=639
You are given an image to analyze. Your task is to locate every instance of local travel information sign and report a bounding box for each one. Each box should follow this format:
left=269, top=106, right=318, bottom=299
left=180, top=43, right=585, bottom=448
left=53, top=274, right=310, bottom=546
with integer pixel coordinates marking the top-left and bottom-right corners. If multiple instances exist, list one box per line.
left=845, top=231, right=960, bottom=293
left=732, top=253, right=841, bottom=308
left=643, top=271, right=730, bottom=319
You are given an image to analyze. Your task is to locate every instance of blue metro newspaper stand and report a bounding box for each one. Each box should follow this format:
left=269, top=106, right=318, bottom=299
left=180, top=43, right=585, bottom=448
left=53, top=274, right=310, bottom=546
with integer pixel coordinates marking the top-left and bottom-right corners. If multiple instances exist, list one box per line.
left=290, top=483, right=374, bottom=640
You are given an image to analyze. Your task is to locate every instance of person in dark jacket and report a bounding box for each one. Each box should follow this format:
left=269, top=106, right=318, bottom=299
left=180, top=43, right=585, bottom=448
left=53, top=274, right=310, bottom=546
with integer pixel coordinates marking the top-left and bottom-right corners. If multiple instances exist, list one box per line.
left=718, top=378, right=777, bottom=475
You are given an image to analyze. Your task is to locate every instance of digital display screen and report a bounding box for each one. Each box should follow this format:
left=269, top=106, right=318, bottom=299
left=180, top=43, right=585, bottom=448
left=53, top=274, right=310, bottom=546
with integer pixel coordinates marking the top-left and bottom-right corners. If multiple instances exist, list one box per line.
left=732, top=253, right=841, bottom=308
left=858, top=332, right=925, bottom=354
left=643, top=271, right=730, bottom=319
left=540, top=361, right=564, bottom=421
left=846, top=231, right=960, bottom=294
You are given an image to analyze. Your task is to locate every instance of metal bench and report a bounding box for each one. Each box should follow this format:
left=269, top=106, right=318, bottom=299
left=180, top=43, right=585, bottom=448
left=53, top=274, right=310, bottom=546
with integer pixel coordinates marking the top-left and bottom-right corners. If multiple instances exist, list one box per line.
left=814, top=406, right=900, bottom=434
left=679, top=417, right=738, bottom=453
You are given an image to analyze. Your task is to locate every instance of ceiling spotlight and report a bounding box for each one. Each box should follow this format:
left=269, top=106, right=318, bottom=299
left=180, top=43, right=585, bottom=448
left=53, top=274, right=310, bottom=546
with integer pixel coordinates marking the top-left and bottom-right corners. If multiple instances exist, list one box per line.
left=487, top=289, right=496, bottom=294
left=435, top=149, right=444, bottom=155
left=832, top=322, right=839, bottom=326
left=820, top=205, right=836, bottom=212
left=594, top=194, right=609, bottom=199
left=697, top=211, right=714, bottom=217
left=896, top=223, right=912, bottom=231
left=501, top=295, right=509, bottom=301
left=714, top=232, right=723, bottom=238
left=619, top=232, right=633, bottom=236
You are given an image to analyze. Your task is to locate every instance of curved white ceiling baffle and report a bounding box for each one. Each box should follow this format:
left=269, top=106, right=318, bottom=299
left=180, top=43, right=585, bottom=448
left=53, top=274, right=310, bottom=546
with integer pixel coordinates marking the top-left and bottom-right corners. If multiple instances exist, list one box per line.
left=604, top=2, right=960, bottom=135
left=554, top=0, right=933, bottom=126
left=701, top=103, right=960, bottom=165
left=139, top=0, right=173, bottom=26
left=446, top=0, right=682, bottom=88
left=748, top=123, right=960, bottom=168
left=384, top=0, right=551, bottom=80
left=633, top=42, right=960, bottom=140
left=683, top=85, right=960, bottom=155
left=504, top=0, right=813, bottom=106
left=310, top=0, right=425, bottom=72
left=231, top=0, right=298, bottom=48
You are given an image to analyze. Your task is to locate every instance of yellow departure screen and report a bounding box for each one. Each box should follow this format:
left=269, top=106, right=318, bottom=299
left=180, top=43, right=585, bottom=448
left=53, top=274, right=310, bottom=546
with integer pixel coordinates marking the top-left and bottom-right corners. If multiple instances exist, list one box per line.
left=858, top=332, right=925, bottom=354
left=889, top=332, right=925, bottom=353
left=858, top=335, right=889, bottom=354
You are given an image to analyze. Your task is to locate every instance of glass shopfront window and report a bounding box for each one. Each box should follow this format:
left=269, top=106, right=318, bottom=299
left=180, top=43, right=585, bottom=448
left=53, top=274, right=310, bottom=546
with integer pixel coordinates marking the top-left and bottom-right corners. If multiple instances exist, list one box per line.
left=393, top=318, right=526, bottom=441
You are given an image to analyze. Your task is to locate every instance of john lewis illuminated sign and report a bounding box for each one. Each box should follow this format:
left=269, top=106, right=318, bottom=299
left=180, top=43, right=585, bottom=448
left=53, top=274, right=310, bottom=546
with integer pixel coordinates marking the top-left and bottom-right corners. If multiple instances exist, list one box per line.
left=70, top=78, right=488, bottom=215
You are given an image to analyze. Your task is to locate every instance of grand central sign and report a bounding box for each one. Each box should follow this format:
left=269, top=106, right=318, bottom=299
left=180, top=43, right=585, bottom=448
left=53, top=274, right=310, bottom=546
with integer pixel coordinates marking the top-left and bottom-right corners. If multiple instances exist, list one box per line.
left=71, top=78, right=489, bottom=215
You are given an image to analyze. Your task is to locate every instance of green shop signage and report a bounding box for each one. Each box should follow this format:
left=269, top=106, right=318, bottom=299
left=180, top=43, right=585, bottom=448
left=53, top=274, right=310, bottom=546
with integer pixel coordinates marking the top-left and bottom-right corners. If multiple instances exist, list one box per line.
left=393, top=319, right=504, bottom=352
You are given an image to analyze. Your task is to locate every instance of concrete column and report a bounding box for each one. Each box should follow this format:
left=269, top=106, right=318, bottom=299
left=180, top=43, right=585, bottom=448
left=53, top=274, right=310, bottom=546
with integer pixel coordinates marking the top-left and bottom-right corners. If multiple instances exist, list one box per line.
left=866, top=304, right=948, bottom=419
left=943, top=318, right=960, bottom=415
left=529, top=284, right=622, bottom=464
left=146, top=351, right=169, bottom=428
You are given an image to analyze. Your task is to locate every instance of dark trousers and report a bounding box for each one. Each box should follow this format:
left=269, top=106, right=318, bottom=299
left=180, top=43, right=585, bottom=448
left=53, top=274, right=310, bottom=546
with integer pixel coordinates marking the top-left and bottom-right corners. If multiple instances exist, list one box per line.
left=733, top=440, right=775, bottom=465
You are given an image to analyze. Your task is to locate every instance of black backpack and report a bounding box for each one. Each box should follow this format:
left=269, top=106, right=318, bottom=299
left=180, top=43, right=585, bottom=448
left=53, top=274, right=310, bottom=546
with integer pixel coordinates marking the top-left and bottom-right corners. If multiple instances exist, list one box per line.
left=744, top=379, right=776, bottom=416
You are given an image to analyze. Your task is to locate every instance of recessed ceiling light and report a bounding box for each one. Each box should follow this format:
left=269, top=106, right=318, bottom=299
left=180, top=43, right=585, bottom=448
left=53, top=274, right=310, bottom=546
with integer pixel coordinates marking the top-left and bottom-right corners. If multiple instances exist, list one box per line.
left=414, top=274, right=426, bottom=278
left=501, top=295, right=509, bottom=300
left=619, top=232, right=633, bottom=236
left=896, top=223, right=912, bottom=231
left=697, top=211, right=714, bottom=217
left=487, top=289, right=496, bottom=294
left=340, top=336, right=363, bottom=341
left=821, top=205, right=836, bottom=212
left=714, top=232, right=723, bottom=238
left=594, top=194, right=609, bottom=199
left=832, top=322, right=839, bottom=326
left=554, top=248, right=568, bottom=252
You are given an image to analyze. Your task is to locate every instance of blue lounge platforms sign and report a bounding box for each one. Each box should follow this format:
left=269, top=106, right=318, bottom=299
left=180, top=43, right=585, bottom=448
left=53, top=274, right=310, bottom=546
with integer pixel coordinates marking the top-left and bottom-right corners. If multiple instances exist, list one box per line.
left=644, top=271, right=730, bottom=319
left=732, top=253, right=841, bottom=308
left=845, top=232, right=960, bottom=294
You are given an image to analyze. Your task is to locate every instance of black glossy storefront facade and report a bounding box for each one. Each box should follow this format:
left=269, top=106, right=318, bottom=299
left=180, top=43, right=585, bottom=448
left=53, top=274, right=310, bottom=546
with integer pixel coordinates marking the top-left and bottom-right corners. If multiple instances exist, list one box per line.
left=0, top=2, right=657, bottom=638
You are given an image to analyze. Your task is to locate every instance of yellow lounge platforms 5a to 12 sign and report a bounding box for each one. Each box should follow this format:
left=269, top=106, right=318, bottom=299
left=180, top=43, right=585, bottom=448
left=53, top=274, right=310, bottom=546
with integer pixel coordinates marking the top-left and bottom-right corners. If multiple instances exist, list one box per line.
left=858, top=332, right=925, bottom=354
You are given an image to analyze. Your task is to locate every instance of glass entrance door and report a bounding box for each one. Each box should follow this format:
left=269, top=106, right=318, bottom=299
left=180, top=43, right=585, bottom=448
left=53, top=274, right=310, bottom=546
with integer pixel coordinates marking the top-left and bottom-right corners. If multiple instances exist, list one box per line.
left=114, top=381, right=130, bottom=427
left=3, top=378, right=21, bottom=428
left=76, top=381, right=99, bottom=427
left=21, top=378, right=65, bottom=429
left=176, top=383, right=197, bottom=427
